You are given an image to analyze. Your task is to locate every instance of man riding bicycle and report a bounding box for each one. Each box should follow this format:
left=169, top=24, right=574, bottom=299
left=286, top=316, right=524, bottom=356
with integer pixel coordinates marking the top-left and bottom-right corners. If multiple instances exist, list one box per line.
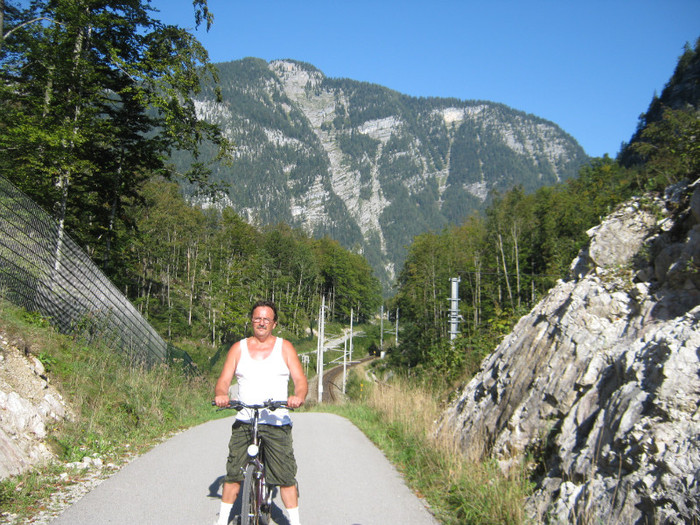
left=213, top=300, right=308, bottom=525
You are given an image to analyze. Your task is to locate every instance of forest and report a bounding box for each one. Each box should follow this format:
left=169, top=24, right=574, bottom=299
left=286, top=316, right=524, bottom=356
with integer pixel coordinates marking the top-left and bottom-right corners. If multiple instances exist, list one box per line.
left=130, top=178, right=382, bottom=346
left=1, top=1, right=698, bottom=386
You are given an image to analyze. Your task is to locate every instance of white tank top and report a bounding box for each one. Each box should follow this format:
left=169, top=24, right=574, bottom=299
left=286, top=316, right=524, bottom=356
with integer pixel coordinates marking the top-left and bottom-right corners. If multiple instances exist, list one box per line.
left=235, top=336, right=291, bottom=426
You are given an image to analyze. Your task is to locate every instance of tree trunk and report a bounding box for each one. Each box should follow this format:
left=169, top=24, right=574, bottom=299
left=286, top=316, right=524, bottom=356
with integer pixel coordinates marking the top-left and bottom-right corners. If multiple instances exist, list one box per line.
left=166, top=263, right=172, bottom=339
left=512, top=223, right=521, bottom=309
left=473, top=254, right=481, bottom=327
left=187, top=242, right=199, bottom=327
left=0, top=0, right=5, bottom=51
left=211, top=308, right=216, bottom=348
left=52, top=23, right=91, bottom=276
left=145, top=279, right=152, bottom=318
left=498, top=233, right=513, bottom=308
left=104, top=163, right=123, bottom=273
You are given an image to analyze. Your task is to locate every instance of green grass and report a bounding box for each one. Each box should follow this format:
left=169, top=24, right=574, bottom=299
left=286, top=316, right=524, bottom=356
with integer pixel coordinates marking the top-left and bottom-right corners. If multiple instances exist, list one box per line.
left=315, top=371, right=533, bottom=525
left=0, top=299, right=218, bottom=521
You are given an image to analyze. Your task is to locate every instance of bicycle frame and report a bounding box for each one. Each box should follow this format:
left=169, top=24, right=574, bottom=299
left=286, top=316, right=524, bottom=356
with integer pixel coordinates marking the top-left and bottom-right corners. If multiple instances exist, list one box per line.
left=215, top=399, right=288, bottom=525
left=244, top=404, right=270, bottom=525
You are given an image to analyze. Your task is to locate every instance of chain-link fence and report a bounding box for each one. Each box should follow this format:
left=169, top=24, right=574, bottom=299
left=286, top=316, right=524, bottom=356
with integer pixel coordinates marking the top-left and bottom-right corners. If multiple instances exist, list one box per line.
left=0, top=174, right=196, bottom=373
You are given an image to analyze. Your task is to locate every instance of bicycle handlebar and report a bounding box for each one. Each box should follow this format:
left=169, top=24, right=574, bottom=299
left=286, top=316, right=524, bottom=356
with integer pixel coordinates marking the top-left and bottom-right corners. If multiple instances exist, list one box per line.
left=211, top=399, right=291, bottom=411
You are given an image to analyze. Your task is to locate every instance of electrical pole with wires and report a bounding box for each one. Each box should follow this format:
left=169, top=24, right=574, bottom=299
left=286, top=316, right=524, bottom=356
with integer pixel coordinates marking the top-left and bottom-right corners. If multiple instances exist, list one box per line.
left=316, top=295, right=325, bottom=402
left=449, top=277, right=462, bottom=341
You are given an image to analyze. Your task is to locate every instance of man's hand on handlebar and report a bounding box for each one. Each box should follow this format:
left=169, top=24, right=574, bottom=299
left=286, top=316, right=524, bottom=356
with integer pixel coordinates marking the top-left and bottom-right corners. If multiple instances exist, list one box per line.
left=287, top=395, right=304, bottom=409
left=214, top=395, right=230, bottom=408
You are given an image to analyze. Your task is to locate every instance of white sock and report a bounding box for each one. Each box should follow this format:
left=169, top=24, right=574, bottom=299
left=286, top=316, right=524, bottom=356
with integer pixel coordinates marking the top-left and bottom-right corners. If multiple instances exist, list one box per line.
left=286, top=506, right=301, bottom=525
left=217, top=502, right=233, bottom=525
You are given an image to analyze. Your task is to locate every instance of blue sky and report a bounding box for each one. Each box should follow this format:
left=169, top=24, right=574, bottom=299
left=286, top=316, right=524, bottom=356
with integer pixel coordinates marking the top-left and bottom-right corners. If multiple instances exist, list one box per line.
left=150, top=0, right=699, bottom=158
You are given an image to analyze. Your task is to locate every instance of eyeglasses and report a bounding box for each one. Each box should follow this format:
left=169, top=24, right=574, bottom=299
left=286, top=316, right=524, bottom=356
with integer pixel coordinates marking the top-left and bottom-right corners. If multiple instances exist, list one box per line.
left=252, top=317, right=274, bottom=324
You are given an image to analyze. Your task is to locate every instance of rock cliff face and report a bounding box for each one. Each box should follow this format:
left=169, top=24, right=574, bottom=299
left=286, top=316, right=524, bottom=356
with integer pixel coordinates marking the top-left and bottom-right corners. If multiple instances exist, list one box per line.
left=190, top=58, right=589, bottom=287
left=437, top=178, right=700, bottom=523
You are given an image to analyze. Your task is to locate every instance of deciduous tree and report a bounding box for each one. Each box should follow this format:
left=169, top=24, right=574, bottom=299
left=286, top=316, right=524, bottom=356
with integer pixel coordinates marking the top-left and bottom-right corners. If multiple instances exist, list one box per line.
left=0, top=0, right=230, bottom=273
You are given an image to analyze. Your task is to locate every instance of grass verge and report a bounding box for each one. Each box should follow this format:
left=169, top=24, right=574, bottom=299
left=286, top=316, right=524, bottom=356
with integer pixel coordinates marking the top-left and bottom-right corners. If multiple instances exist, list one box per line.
left=0, top=300, right=218, bottom=521
left=316, top=371, right=533, bottom=525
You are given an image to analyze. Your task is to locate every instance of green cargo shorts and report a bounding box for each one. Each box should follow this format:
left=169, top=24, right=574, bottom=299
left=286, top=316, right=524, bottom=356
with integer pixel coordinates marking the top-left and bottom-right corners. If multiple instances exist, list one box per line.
left=224, top=420, right=297, bottom=487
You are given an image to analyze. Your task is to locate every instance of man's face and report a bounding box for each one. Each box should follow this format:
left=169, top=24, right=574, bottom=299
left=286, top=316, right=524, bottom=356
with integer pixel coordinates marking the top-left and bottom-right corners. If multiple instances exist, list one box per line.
left=251, top=306, right=276, bottom=337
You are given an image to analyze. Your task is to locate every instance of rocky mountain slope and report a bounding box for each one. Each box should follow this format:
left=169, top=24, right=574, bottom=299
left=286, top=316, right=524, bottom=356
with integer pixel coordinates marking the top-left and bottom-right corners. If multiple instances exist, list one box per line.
left=437, top=177, right=700, bottom=523
left=187, top=58, right=589, bottom=286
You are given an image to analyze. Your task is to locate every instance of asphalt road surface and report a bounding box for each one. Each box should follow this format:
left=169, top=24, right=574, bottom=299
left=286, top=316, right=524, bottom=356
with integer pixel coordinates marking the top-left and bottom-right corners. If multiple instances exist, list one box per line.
left=50, top=412, right=439, bottom=525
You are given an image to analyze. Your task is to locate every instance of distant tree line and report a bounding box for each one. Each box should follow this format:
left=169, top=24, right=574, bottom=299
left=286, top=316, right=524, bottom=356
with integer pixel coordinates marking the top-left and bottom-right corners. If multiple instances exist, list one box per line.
left=129, top=179, right=381, bottom=346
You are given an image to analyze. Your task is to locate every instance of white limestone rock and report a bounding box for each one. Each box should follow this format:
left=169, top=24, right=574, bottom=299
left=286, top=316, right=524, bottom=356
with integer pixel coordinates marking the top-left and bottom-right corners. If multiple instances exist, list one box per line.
left=437, top=178, right=700, bottom=524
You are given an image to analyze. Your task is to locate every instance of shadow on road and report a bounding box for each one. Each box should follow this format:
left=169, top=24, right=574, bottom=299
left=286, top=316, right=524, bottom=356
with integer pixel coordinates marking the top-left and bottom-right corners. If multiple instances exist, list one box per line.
left=209, top=475, right=224, bottom=498
left=207, top=475, right=290, bottom=525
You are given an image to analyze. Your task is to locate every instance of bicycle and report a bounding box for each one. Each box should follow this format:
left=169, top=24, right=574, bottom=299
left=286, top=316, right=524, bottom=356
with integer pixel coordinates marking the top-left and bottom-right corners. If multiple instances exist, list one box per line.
left=214, top=399, right=290, bottom=525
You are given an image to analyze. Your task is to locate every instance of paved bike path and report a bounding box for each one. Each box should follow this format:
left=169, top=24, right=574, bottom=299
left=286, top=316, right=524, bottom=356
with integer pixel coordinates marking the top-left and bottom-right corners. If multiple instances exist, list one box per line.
left=50, top=412, right=438, bottom=525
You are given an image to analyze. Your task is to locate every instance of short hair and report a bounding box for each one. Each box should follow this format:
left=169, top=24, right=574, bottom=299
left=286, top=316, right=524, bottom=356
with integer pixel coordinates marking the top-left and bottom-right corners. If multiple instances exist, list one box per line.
left=250, top=300, right=278, bottom=322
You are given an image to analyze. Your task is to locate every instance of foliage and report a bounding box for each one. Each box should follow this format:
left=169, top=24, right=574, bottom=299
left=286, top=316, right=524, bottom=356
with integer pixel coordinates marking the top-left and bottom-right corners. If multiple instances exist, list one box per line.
left=342, top=369, right=370, bottom=402
left=620, top=37, right=700, bottom=178
left=124, top=178, right=382, bottom=353
left=0, top=0, right=230, bottom=279
left=628, top=107, right=700, bottom=190
left=312, top=236, right=382, bottom=322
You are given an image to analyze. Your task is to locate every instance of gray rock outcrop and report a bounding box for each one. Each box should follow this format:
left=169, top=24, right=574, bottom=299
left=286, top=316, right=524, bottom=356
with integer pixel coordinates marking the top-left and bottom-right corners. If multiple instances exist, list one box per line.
left=0, top=332, right=71, bottom=480
left=437, top=178, right=700, bottom=523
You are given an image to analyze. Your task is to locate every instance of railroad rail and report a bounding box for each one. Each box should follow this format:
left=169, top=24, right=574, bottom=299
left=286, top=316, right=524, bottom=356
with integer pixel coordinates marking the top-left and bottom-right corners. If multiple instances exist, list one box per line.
left=321, top=356, right=375, bottom=402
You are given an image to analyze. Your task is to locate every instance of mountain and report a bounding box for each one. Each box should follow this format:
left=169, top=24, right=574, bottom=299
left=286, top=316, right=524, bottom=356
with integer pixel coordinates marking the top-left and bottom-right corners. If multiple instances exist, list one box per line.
left=183, top=58, right=589, bottom=288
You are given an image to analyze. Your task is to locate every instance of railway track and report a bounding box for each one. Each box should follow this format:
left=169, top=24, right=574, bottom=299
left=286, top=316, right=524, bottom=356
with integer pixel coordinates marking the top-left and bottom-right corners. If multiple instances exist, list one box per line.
left=321, top=356, right=374, bottom=402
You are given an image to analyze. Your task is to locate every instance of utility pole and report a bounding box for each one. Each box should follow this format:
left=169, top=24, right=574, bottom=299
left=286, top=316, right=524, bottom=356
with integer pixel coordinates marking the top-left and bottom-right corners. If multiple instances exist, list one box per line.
left=349, top=307, right=354, bottom=363
left=317, top=296, right=325, bottom=402
left=342, top=337, right=347, bottom=394
left=380, top=304, right=383, bottom=349
left=449, top=277, right=461, bottom=341
left=395, top=307, right=399, bottom=346
left=380, top=304, right=385, bottom=358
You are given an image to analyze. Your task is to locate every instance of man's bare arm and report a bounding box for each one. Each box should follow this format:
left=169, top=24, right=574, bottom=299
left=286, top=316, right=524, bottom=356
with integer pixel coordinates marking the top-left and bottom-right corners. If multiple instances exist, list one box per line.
left=283, top=340, right=308, bottom=407
left=214, top=342, right=241, bottom=406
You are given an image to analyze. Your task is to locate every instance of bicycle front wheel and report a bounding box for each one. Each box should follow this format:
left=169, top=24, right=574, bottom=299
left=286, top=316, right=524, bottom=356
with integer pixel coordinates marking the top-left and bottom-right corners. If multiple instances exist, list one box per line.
left=240, top=464, right=258, bottom=525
